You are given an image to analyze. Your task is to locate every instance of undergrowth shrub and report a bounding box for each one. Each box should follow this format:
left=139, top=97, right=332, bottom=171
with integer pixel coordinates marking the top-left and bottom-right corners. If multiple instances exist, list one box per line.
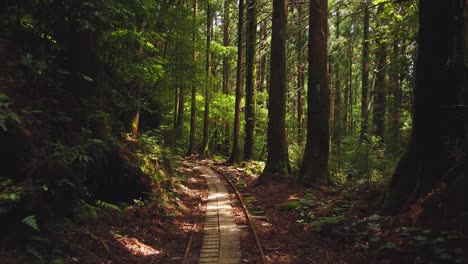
left=331, top=134, right=398, bottom=185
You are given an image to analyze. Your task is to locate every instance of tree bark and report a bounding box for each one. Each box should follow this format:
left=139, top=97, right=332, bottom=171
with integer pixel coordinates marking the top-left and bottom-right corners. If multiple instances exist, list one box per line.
left=176, top=83, right=185, bottom=140
left=222, top=0, right=231, bottom=154
left=229, top=0, right=244, bottom=163
left=299, top=0, right=330, bottom=184
left=360, top=0, right=370, bottom=141
left=187, top=0, right=198, bottom=156
left=201, top=2, right=212, bottom=156
left=382, top=0, right=467, bottom=213
left=373, top=41, right=386, bottom=141
left=296, top=5, right=306, bottom=145
left=262, top=0, right=291, bottom=176
left=389, top=39, right=401, bottom=152
left=244, top=0, right=257, bottom=160
left=333, top=10, right=341, bottom=144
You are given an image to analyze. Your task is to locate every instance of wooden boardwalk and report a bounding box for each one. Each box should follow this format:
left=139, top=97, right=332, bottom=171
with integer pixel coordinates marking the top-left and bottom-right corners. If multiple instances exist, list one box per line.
left=196, top=165, right=241, bottom=264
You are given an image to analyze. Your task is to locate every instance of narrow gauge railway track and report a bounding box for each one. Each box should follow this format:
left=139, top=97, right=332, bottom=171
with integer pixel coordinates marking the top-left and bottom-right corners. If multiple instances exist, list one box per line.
left=181, top=161, right=268, bottom=264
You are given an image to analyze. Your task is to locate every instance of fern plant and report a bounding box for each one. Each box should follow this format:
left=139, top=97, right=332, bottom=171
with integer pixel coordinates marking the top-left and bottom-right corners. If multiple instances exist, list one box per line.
left=0, top=92, right=21, bottom=131
left=22, top=215, right=40, bottom=231
left=96, top=200, right=121, bottom=212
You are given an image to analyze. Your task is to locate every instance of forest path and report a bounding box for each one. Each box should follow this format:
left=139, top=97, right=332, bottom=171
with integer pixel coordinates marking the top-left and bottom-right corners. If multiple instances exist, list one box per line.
left=190, top=163, right=241, bottom=264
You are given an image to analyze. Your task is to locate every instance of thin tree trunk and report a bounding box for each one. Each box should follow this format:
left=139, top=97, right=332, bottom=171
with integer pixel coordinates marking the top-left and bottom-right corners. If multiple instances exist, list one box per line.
left=244, top=0, right=257, bottom=160
left=262, top=0, right=291, bottom=176
left=201, top=2, right=212, bottom=156
left=390, top=39, right=402, bottom=152
left=360, top=0, right=370, bottom=141
left=187, top=0, right=198, bottom=156
left=373, top=43, right=386, bottom=141
left=176, top=83, right=185, bottom=140
left=132, top=84, right=143, bottom=137
left=222, top=0, right=231, bottom=154
left=174, top=84, right=179, bottom=130
left=296, top=4, right=305, bottom=145
left=333, top=10, right=341, bottom=144
left=229, top=0, right=244, bottom=163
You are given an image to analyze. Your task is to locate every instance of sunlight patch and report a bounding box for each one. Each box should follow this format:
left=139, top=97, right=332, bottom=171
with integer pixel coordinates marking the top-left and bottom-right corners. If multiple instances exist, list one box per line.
left=118, top=237, right=161, bottom=256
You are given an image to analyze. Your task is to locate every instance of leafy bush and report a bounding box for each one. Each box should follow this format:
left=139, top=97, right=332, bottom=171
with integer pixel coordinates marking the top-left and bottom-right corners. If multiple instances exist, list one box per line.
left=0, top=178, right=24, bottom=215
left=331, top=134, right=398, bottom=184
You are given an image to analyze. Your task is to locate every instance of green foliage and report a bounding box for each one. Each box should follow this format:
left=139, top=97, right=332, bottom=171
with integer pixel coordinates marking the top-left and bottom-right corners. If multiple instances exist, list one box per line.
left=331, top=134, right=398, bottom=184
left=50, top=134, right=104, bottom=169
left=0, top=178, right=24, bottom=214
left=22, top=215, right=40, bottom=231
left=96, top=200, right=121, bottom=212
left=76, top=200, right=98, bottom=219
left=0, top=93, right=20, bottom=131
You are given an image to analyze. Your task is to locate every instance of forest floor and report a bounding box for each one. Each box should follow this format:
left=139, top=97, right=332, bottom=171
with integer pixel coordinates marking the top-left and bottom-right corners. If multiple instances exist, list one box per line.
left=1, top=157, right=467, bottom=264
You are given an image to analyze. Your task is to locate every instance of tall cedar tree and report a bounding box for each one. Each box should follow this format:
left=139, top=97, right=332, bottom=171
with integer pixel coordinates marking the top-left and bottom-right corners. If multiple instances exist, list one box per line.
left=360, top=0, right=370, bottom=141
left=187, top=0, right=198, bottom=155
left=373, top=15, right=387, bottom=141
left=296, top=4, right=306, bottom=145
left=333, top=10, right=341, bottom=144
left=262, top=0, right=291, bottom=176
left=201, top=2, right=212, bottom=156
left=222, top=0, right=231, bottom=153
left=382, top=0, right=467, bottom=213
left=300, top=0, right=330, bottom=184
left=244, top=0, right=257, bottom=160
left=229, top=0, right=244, bottom=163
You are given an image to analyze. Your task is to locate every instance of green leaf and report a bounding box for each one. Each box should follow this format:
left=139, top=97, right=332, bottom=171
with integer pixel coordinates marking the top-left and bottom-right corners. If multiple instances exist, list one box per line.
left=414, top=235, right=427, bottom=241
left=383, top=242, right=397, bottom=249
left=22, top=215, right=39, bottom=231
left=82, top=75, right=94, bottom=82
left=367, top=214, right=380, bottom=221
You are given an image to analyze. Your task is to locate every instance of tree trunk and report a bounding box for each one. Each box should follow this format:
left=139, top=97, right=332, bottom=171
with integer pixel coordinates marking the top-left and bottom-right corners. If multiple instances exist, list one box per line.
left=344, top=36, right=352, bottom=135
left=187, top=0, right=198, bottom=156
left=382, top=0, right=466, bottom=214
left=244, top=0, right=257, bottom=160
left=360, top=0, right=370, bottom=141
left=201, top=2, right=212, bottom=156
left=174, top=86, right=179, bottom=130
left=299, top=0, right=330, bottom=184
left=176, top=83, right=185, bottom=140
left=262, top=0, right=291, bottom=176
left=390, top=39, right=401, bottom=152
left=373, top=42, right=386, bottom=141
left=229, top=0, right=244, bottom=163
left=222, top=0, right=231, bottom=155
left=333, top=10, right=341, bottom=144
left=131, top=84, right=143, bottom=137
left=296, top=5, right=306, bottom=145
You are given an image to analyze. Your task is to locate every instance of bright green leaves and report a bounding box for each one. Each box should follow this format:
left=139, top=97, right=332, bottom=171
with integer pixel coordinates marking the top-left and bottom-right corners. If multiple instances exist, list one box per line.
left=22, top=215, right=40, bottom=231
left=120, top=58, right=164, bottom=85
left=103, top=29, right=159, bottom=55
